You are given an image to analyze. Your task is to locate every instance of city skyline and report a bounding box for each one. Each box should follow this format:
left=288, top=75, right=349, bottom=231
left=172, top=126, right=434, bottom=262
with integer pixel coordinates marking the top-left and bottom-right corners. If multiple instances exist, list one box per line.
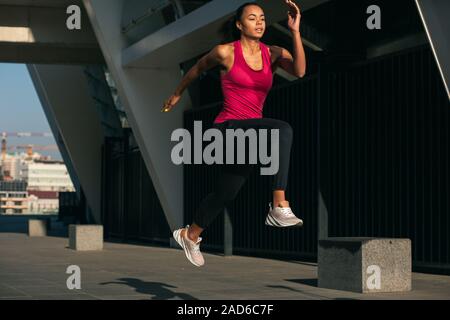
left=0, top=63, right=62, bottom=161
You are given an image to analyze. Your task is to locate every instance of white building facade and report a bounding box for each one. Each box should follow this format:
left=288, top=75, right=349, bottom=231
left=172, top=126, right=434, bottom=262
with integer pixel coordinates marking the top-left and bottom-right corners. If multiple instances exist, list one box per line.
left=21, top=161, right=75, bottom=192
left=0, top=190, right=28, bottom=214
left=27, top=191, right=59, bottom=214
left=0, top=154, right=20, bottom=180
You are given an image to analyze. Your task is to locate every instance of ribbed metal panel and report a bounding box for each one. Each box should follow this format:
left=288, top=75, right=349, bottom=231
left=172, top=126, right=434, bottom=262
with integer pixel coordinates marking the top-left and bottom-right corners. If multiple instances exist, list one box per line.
left=102, top=129, right=171, bottom=244
left=184, top=45, right=449, bottom=271
left=100, top=44, right=448, bottom=272
left=326, top=45, right=450, bottom=268
left=102, top=137, right=125, bottom=238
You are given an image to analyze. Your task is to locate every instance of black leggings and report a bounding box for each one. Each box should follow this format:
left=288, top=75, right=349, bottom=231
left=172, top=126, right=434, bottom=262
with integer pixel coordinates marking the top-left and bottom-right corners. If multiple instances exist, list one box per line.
left=193, top=118, right=293, bottom=229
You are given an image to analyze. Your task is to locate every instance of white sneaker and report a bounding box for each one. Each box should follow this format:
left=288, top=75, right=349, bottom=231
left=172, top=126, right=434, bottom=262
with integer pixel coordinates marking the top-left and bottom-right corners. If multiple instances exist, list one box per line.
left=173, top=225, right=205, bottom=267
left=265, top=202, right=304, bottom=227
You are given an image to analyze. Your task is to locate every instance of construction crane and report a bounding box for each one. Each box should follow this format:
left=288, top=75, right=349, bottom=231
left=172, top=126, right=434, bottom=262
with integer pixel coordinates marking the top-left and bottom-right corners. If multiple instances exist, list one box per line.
left=6, top=144, right=58, bottom=156
left=7, top=144, right=58, bottom=150
left=1, top=132, right=53, bottom=138
left=1, top=132, right=53, bottom=162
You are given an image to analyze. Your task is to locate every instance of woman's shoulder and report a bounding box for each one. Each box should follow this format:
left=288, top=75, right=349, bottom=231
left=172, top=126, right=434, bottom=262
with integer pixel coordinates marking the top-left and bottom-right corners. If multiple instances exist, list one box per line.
left=212, top=41, right=235, bottom=62
left=221, top=41, right=236, bottom=47
left=217, top=41, right=235, bottom=53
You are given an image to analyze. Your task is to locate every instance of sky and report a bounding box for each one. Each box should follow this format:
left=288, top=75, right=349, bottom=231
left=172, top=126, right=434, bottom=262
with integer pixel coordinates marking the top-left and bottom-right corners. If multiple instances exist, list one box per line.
left=0, top=63, right=62, bottom=161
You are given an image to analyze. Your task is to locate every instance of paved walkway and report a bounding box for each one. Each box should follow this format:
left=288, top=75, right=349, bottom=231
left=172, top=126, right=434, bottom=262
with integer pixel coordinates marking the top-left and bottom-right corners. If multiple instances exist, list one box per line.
left=0, top=229, right=449, bottom=300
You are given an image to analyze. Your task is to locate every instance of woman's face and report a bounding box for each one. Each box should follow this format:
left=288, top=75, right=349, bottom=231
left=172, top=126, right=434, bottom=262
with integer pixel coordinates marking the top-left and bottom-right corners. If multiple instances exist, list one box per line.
left=236, top=5, right=266, bottom=39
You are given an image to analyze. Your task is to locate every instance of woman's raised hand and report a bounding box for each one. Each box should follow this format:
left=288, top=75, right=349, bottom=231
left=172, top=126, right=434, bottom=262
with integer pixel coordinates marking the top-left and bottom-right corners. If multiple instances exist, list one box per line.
left=161, top=93, right=181, bottom=113
left=285, top=0, right=301, bottom=32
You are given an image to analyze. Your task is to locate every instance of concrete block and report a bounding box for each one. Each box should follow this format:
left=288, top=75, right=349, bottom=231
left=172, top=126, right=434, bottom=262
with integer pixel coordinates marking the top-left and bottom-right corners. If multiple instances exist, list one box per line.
left=318, top=237, right=411, bottom=293
left=28, top=219, right=48, bottom=237
left=69, top=225, right=103, bottom=251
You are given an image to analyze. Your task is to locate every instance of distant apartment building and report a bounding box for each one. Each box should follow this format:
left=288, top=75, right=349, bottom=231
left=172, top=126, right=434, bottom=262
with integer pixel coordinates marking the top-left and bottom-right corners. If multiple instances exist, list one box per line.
left=0, top=181, right=28, bottom=214
left=20, top=159, right=75, bottom=192
left=1, top=153, right=75, bottom=214
left=0, top=153, right=20, bottom=180
left=27, top=190, right=59, bottom=214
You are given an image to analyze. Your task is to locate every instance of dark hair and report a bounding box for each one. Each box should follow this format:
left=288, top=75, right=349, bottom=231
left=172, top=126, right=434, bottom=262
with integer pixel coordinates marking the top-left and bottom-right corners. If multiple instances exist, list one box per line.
left=218, top=2, right=263, bottom=43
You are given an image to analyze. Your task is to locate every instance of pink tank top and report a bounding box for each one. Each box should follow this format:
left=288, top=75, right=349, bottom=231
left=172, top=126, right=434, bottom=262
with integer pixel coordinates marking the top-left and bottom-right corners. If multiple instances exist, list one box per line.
left=213, top=39, right=273, bottom=124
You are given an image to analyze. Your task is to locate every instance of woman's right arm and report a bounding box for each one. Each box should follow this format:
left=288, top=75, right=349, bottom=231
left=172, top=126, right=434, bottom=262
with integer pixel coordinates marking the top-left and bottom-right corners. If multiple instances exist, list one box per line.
left=162, top=45, right=227, bottom=112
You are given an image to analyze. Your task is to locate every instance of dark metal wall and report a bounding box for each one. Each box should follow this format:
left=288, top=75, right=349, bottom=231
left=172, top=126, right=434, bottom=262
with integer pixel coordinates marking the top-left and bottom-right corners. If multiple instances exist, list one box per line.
left=102, top=129, right=171, bottom=245
left=184, top=45, right=450, bottom=271
left=323, top=45, right=450, bottom=270
left=58, top=191, right=81, bottom=223
left=100, top=44, right=449, bottom=272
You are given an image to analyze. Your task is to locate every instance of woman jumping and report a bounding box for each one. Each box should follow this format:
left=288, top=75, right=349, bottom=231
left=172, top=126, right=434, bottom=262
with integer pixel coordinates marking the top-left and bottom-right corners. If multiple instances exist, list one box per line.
left=162, top=0, right=306, bottom=267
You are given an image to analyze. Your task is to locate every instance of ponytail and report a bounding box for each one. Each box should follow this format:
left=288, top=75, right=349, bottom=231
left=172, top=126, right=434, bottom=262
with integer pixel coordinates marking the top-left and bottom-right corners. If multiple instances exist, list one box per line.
left=219, top=16, right=240, bottom=43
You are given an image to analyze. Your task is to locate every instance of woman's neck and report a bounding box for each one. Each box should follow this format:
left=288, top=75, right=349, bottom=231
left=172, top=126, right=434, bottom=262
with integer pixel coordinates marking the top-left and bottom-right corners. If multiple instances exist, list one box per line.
left=240, top=37, right=260, bottom=54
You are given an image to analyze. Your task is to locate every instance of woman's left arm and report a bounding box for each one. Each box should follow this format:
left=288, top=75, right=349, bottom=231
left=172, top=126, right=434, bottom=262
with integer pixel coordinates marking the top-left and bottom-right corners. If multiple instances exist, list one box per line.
left=275, top=0, right=306, bottom=78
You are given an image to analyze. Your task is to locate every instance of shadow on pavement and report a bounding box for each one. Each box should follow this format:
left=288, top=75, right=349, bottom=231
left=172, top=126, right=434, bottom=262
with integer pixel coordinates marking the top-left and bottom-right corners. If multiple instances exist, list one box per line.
left=100, top=278, right=199, bottom=300
left=286, top=278, right=318, bottom=287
